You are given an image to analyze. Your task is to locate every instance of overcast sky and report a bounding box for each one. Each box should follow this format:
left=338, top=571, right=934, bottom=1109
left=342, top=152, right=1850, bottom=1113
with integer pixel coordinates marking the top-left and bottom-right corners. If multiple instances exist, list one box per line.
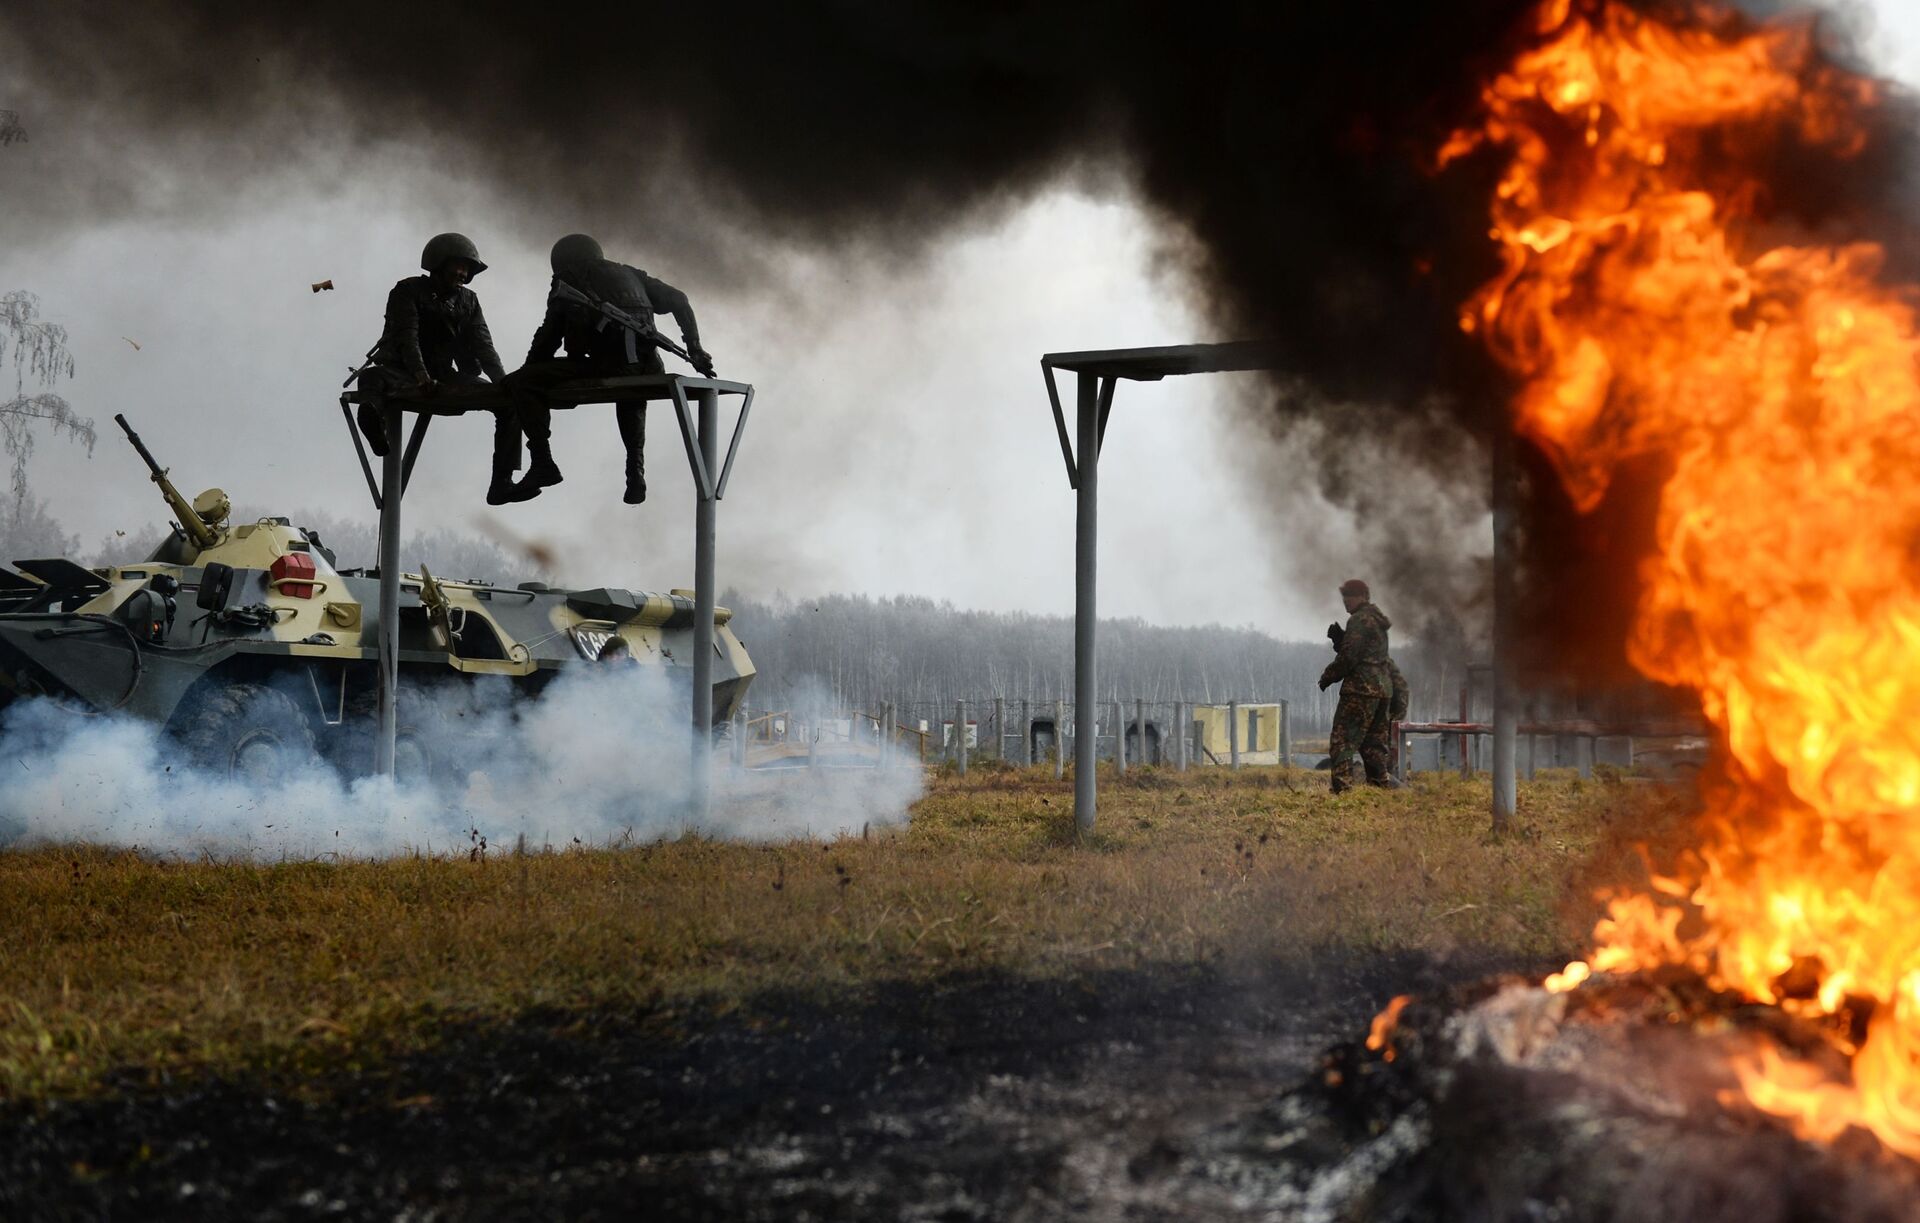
left=3, top=0, right=1915, bottom=641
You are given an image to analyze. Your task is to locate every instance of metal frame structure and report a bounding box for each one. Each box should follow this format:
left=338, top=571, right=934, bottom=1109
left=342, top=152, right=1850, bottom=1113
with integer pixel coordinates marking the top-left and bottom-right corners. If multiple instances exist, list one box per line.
left=337, top=374, right=753, bottom=822
left=1041, top=343, right=1283, bottom=834
left=1041, top=342, right=1521, bottom=835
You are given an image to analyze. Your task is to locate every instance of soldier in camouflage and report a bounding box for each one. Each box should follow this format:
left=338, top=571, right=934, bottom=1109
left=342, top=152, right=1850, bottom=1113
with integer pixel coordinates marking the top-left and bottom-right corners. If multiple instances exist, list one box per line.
left=1364, top=658, right=1410, bottom=788
left=1318, top=579, right=1393, bottom=793
left=499, top=233, right=716, bottom=505
left=354, top=234, right=516, bottom=501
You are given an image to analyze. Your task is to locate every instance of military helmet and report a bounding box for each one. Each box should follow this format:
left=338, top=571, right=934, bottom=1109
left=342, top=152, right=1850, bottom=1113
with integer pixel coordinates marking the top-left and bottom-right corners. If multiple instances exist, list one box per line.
left=421, top=232, right=488, bottom=277
left=550, top=233, right=604, bottom=274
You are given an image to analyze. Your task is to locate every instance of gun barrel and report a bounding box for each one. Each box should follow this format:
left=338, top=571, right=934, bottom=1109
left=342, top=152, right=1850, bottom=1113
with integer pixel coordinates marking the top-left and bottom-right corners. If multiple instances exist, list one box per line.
left=115, top=413, right=218, bottom=549
left=114, top=413, right=166, bottom=477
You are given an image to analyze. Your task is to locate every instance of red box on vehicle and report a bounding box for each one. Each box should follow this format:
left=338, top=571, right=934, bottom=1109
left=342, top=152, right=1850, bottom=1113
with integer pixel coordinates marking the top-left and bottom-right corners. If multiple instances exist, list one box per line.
left=271, top=551, right=318, bottom=598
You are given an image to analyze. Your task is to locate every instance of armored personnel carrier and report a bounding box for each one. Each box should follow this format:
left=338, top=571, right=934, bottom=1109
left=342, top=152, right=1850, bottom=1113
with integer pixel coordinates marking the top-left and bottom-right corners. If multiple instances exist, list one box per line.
left=0, top=416, right=755, bottom=780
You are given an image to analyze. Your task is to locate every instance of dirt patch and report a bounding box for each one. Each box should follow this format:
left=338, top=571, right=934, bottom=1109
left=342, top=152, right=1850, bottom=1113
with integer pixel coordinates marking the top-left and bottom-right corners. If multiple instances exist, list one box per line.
left=0, top=951, right=1537, bottom=1221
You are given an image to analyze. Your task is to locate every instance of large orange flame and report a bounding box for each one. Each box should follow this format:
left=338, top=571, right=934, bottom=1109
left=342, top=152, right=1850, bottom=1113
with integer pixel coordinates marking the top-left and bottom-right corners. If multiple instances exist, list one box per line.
left=1453, top=0, right=1920, bottom=1155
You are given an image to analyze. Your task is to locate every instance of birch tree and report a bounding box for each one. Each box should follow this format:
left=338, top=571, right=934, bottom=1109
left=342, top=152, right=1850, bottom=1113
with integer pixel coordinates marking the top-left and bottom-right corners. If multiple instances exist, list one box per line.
left=1, top=115, right=97, bottom=505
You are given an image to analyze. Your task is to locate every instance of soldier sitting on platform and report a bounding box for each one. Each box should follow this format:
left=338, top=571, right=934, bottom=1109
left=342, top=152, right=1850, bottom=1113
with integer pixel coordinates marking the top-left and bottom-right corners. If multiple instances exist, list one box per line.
left=354, top=234, right=519, bottom=503
left=499, top=233, right=716, bottom=505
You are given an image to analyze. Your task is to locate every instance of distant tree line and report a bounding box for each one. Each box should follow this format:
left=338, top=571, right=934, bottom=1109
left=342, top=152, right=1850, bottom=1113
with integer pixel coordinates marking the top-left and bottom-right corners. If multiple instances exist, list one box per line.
left=721, top=591, right=1467, bottom=732
left=0, top=498, right=1470, bottom=734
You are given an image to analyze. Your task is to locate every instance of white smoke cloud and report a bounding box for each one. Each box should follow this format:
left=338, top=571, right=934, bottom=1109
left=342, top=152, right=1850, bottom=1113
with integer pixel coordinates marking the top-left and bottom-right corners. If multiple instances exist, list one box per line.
left=0, top=664, right=921, bottom=858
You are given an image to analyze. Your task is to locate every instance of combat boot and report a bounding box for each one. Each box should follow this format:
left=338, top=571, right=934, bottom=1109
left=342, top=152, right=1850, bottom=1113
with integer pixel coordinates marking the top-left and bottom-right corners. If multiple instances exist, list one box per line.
left=507, top=440, right=563, bottom=501
left=622, top=455, right=645, bottom=505
left=486, top=457, right=535, bottom=505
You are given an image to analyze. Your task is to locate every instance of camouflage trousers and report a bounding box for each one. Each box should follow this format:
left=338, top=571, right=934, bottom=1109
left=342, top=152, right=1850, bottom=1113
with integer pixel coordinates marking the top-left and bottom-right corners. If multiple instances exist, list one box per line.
left=1329, top=690, right=1391, bottom=793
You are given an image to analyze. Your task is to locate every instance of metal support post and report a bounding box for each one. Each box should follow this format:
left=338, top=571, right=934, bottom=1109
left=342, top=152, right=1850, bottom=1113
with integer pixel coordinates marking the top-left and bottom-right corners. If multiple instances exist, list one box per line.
left=956, top=699, right=968, bottom=776
left=1228, top=700, right=1241, bottom=770
left=1279, top=698, right=1292, bottom=768
left=994, top=697, right=1006, bottom=761
left=1054, top=698, right=1066, bottom=781
left=1022, top=699, right=1032, bottom=765
left=1175, top=701, right=1189, bottom=772
left=1114, top=699, right=1126, bottom=774
left=1072, top=373, right=1100, bottom=833
left=1491, top=431, right=1518, bottom=830
left=1135, top=697, right=1147, bottom=767
left=1458, top=685, right=1473, bottom=779
left=690, top=388, right=719, bottom=825
left=375, top=404, right=404, bottom=777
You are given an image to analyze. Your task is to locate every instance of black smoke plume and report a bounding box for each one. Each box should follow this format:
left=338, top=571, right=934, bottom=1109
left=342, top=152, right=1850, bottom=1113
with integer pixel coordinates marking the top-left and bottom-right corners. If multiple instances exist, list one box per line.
left=4, top=0, right=1912, bottom=673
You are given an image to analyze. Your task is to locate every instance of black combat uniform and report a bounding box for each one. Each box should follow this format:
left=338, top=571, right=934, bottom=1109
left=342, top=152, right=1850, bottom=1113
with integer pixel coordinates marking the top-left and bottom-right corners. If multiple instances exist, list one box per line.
left=503, top=242, right=711, bottom=505
left=356, top=256, right=510, bottom=465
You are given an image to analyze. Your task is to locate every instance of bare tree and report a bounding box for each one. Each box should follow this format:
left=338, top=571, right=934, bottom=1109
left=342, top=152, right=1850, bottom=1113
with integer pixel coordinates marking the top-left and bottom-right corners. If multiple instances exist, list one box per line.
left=1, top=115, right=97, bottom=504
left=1, top=292, right=95, bottom=501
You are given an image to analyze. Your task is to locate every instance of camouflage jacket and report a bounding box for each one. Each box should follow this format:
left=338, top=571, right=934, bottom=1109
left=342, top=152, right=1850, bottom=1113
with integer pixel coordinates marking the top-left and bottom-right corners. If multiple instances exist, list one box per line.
left=375, top=276, right=507, bottom=384
left=527, top=260, right=701, bottom=369
left=1319, top=603, right=1393, bottom=699
left=1388, top=659, right=1409, bottom=720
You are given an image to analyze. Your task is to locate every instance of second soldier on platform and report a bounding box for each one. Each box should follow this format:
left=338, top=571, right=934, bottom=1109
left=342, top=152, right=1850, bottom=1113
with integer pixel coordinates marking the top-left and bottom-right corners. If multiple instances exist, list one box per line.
left=355, top=234, right=519, bottom=501
left=498, top=234, right=716, bottom=505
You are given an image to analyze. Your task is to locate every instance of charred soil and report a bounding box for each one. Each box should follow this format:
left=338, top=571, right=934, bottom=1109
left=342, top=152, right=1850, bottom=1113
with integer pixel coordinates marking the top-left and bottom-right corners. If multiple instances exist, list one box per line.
left=0, top=952, right=1532, bottom=1222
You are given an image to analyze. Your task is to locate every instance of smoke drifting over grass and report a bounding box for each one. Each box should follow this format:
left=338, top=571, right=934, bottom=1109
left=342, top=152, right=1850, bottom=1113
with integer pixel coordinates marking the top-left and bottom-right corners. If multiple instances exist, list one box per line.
left=0, top=665, right=920, bottom=858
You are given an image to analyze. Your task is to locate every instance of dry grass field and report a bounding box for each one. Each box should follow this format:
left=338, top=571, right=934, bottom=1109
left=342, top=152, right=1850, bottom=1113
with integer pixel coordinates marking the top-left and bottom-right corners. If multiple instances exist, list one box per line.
left=0, top=763, right=1685, bottom=1103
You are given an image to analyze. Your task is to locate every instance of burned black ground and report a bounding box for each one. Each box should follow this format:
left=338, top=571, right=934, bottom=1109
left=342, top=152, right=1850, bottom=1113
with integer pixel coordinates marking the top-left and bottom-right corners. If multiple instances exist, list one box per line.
left=0, top=951, right=1533, bottom=1222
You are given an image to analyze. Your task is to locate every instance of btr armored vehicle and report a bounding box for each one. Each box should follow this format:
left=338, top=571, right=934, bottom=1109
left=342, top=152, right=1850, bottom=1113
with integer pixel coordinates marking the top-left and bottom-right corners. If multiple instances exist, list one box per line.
left=0, top=417, right=755, bottom=780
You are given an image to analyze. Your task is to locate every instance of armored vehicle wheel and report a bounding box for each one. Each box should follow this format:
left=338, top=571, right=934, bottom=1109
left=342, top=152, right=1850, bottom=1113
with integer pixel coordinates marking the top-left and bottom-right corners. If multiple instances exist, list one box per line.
left=391, top=693, right=451, bottom=785
left=336, top=685, right=466, bottom=786
left=177, top=683, right=318, bottom=782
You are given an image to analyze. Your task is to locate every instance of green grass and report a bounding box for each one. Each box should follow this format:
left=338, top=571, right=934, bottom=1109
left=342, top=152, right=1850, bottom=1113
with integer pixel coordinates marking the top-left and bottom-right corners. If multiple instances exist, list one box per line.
left=0, top=765, right=1687, bottom=1099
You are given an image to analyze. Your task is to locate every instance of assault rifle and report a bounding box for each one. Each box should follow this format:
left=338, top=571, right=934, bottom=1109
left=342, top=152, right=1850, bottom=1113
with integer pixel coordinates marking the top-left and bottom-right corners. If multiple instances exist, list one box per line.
left=549, top=278, right=711, bottom=374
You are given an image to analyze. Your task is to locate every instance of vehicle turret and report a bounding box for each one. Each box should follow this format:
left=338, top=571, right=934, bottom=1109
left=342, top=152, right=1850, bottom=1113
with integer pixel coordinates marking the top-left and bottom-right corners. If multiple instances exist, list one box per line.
left=115, top=413, right=226, bottom=560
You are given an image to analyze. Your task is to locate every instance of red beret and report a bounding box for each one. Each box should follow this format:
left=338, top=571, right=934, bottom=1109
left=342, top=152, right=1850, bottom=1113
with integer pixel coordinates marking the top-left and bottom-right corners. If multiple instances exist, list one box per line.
left=1339, top=579, right=1370, bottom=598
